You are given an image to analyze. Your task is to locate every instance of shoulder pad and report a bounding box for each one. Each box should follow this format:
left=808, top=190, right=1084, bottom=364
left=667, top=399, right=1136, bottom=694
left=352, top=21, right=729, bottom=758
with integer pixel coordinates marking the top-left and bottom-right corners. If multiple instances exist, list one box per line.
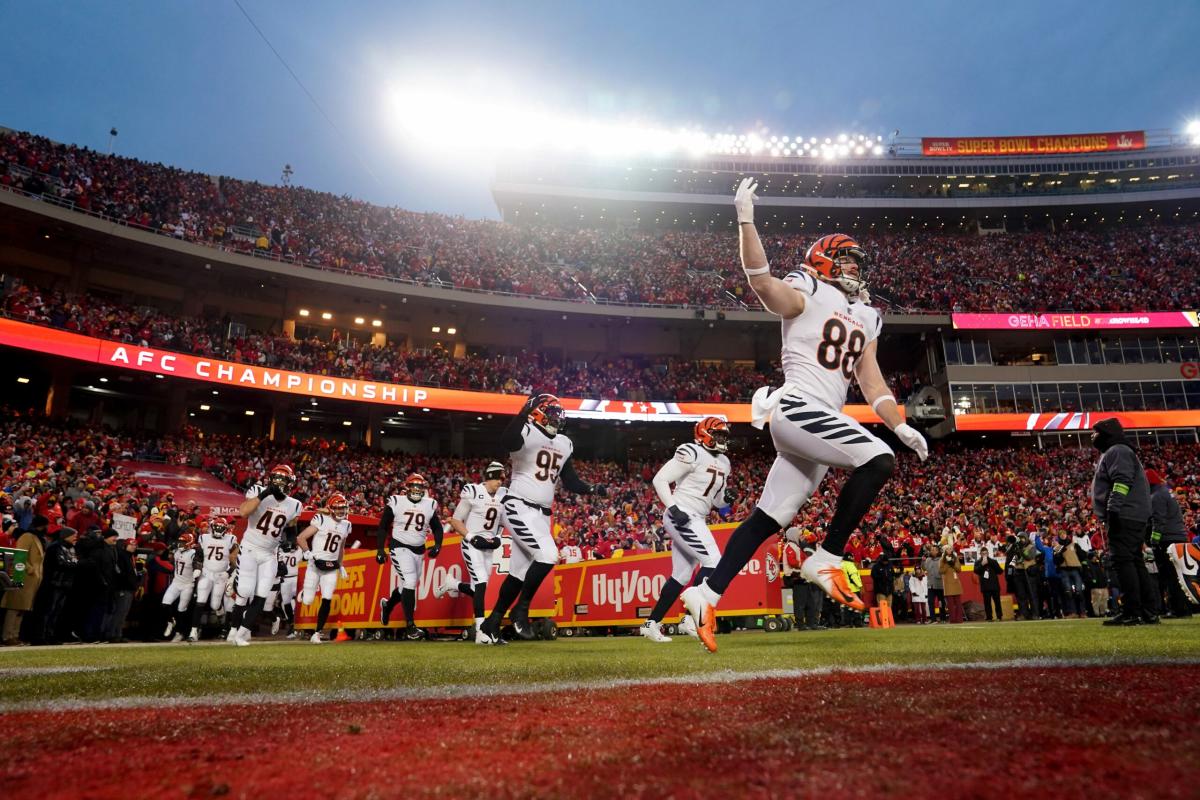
left=312, top=514, right=325, bottom=527
left=674, top=444, right=698, bottom=464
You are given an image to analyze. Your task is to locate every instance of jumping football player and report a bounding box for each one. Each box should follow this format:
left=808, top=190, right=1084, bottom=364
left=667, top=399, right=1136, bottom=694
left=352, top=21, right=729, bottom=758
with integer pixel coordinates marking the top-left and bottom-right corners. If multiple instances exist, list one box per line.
left=435, top=461, right=508, bottom=642
left=477, top=394, right=606, bottom=643
left=680, top=178, right=929, bottom=653
left=162, top=532, right=198, bottom=642
left=297, top=492, right=352, bottom=643
left=642, top=416, right=735, bottom=643
left=231, top=464, right=304, bottom=646
left=187, top=517, right=238, bottom=642
left=376, top=474, right=443, bottom=640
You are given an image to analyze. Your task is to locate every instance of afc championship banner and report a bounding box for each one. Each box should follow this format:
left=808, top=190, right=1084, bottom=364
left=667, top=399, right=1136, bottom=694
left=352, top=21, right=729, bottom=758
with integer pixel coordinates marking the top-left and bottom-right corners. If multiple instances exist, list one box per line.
left=0, top=317, right=889, bottom=425
left=922, top=130, right=1145, bottom=157
left=295, top=525, right=781, bottom=629
left=952, top=311, right=1200, bottom=331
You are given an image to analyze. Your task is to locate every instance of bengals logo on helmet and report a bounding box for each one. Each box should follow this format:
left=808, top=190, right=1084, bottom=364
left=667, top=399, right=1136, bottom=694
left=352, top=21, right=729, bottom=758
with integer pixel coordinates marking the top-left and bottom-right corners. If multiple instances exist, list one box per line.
left=803, top=234, right=868, bottom=295
left=403, top=474, right=428, bottom=502
left=528, top=394, right=565, bottom=437
left=694, top=416, right=730, bottom=453
left=326, top=492, right=350, bottom=520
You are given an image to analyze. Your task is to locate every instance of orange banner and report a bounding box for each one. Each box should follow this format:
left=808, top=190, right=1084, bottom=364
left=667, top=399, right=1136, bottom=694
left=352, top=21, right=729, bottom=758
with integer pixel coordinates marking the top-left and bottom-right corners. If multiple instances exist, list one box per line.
left=955, top=410, right=1200, bottom=432
left=0, top=317, right=890, bottom=424
left=922, top=130, right=1144, bottom=157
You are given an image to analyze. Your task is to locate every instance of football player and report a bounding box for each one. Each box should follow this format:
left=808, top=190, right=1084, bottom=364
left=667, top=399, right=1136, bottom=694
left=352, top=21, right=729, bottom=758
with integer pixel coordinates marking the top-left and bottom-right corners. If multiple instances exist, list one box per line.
left=297, top=493, right=352, bottom=643
left=642, top=416, right=734, bottom=643
left=376, top=473, right=444, bottom=640
left=266, top=538, right=301, bottom=635
left=230, top=464, right=304, bottom=646
left=162, top=532, right=198, bottom=642
left=680, top=179, right=929, bottom=653
left=187, top=516, right=238, bottom=642
left=435, top=461, right=507, bottom=642
left=478, top=394, right=606, bottom=643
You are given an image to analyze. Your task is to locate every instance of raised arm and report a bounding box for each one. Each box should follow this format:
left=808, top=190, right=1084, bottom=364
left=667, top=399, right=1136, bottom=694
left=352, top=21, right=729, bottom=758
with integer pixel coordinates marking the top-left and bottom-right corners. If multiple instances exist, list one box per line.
left=735, top=178, right=806, bottom=319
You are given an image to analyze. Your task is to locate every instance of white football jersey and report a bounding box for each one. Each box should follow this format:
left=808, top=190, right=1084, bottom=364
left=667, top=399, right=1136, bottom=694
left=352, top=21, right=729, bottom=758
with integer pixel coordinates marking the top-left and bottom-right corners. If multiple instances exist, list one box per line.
left=197, top=532, right=234, bottom=574
left=779, top=271, right=882, bottom=411
left=278, top=548, right=300, bottom=579
left=654, top=443, right=731, bottom=517
left=308, top=513, right=352, bottom=562
left=387, top=494, right=439, bottom=548
left=560, top=544, right=583, bottom=564
left=242, top=484, right=305, bottom=551
left=453, top=483, right=509, bottom=542
left=172, top=548, right=197, bottom=583
left=507, top=422, right=574, bottom=507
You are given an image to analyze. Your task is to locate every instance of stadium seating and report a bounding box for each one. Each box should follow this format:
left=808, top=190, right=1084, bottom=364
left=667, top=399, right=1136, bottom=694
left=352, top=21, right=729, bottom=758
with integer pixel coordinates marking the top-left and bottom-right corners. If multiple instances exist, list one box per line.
left=5, top=129, right=1200, bottom=314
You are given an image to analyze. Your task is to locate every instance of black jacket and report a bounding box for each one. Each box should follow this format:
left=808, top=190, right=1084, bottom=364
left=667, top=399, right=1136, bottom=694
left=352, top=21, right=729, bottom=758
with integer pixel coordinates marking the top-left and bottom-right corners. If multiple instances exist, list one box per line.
left=1091, top=420, right=1151, bottom=524
left=42, top=540, right=78, bottom=591
left=974, top=555, right=1002, bottom=593
left=114, top=547, right=141, bottom=592
left=1149, top=484, right=1187, bottom=545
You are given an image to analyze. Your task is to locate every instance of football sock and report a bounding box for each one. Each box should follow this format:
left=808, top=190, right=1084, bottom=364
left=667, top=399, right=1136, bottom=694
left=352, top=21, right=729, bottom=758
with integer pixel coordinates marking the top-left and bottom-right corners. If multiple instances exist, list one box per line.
left=229, top=604, right=245, bottom=630
left=822, top=453, right=895, bottom=556
left=400, top=588, right=416, bottom=628
left=383, top=588, right=402, bottom=613
left=707, top=508, right=781, bottom=595
left=282, top=603, right=294, bottom=625
left=693, top=566, right=713, bottom=586
left=485, top=575, right=524, bottom=630
left=472, top=585, right=486, bottom=620
left=457, top=582, right=475, bottom=597
left=315, top=599, right=332, bottom=632
left=649, top=578, right=685, bottom=623
left=514, top=561, right=554, bottom=614
left=189, top=599, right=204, bottom=630
left=240, top=596, right=267, bottom=633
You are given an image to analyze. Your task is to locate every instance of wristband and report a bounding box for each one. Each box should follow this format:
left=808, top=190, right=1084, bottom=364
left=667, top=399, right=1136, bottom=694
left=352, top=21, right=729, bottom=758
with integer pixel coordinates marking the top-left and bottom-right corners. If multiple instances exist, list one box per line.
left=871, top=394, right=897, bottom=413
left=738, top=221, right=755, bottom=226
left=743, top=265, right=770, bottom=276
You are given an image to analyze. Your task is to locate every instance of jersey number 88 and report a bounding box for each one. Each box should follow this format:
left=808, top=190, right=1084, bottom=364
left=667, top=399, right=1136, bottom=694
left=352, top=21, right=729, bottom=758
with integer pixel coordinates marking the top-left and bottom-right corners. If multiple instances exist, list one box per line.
left=816, top=318, right=866, bottom=380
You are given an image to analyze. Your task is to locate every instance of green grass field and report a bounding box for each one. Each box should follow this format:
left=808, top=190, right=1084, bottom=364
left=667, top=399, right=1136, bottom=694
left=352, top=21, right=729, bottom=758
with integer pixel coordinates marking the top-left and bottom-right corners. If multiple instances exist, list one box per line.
left=2, top=618, right=1197, bottom=708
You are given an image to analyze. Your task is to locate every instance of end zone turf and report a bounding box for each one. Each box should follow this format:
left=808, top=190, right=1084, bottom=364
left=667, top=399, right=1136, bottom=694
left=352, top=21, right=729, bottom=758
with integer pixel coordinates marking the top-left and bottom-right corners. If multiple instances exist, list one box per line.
left=2, top=620, right=1198, bottom=798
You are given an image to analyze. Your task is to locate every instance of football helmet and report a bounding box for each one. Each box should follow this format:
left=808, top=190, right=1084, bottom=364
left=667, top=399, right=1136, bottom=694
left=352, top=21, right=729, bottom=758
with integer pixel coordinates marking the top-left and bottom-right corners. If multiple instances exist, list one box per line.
left=803, top=233, right=868, bottom=295
left=528, top=394, right=565, bottom=437
left=404, top=474, right=428, bottom=502
left=268, top=464, right=295, bottom=492
left=483, top=461, right=506, bottom=482
left=177, top=532, right=196, bottom=549
left=208, top=516, right=230, bottom=537
left=327, top=492, right=350, bottom=521
left=694, top=416, right=730, bottom=453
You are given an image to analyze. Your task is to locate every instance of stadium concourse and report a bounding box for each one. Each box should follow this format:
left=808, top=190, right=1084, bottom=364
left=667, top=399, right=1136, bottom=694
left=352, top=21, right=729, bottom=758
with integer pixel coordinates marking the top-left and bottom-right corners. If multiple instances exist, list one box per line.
left=4, top=128, right=1200, bottom=313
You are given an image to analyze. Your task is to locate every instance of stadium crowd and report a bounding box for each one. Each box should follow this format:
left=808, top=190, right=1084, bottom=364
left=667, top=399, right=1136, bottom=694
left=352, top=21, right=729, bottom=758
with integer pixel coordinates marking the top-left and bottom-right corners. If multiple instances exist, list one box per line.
left=5, top=129, right=1200, bottom=313
left=0, top=279, right=919, bottom=403
left=2, top=408, right=1197, bottom=644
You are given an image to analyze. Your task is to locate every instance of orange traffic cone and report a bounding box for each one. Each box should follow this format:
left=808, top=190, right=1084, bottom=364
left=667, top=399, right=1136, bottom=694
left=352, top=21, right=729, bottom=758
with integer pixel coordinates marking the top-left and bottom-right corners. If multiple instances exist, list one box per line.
left=334, top=628, right=353, bottom=642
left=881, top=603, right=895, bottom=628
left=868, top=607, right=883, bottom=628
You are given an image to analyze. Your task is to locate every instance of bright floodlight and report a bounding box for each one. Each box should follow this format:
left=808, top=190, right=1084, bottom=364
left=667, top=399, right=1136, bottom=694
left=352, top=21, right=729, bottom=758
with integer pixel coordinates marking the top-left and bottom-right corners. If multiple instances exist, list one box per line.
left=1188, top=120, right=1200, bottom=135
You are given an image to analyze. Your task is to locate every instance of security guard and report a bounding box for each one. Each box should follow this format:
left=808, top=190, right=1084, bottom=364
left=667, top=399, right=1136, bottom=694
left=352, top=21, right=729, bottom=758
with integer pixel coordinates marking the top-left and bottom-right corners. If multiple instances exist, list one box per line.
left=1146, top=469, right=1193, bottom=618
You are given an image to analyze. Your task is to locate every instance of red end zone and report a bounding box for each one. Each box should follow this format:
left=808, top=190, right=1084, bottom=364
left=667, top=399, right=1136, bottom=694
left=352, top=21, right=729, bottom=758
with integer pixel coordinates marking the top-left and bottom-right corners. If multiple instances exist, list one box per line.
left=4, top=663, right=1196, bottom=798
left=294, top=524, right=782, bottom=630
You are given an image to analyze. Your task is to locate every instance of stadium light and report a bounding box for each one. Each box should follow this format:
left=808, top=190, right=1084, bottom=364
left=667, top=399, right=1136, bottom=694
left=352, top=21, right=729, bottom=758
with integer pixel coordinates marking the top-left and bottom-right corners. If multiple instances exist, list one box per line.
left=199, top=404, right=211, bottom=411
left=447, top=327, right=457, bottom=335
left=371, top=319, right=382, bottom=327
left=298, top=309, right=309, bottom=317
left=300, top=416, right=309, bottom=422
left=245, top=410, right=255, bottom=416
left=343, top=420, right=353, bottom=426
left=321, top=312, right=332, bottom=320
left=1188, top=120, right=1200, bottom=144
left=354, top=317, right=365, bottom=325
left=16, top=377, right=30, bottom=384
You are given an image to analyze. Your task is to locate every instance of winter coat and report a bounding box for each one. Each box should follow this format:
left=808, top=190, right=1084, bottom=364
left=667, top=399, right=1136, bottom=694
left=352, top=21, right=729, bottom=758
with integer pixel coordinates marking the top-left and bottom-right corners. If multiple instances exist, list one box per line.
left=940, top=552, right=963, bottom=596
left=1, top=531, right=46, bottom=612
left=974, top=555, right=1001, bottom=593
left=1149, top=484, right=1187, bottom=545
left=1091, top=420, right=1151, bottom=524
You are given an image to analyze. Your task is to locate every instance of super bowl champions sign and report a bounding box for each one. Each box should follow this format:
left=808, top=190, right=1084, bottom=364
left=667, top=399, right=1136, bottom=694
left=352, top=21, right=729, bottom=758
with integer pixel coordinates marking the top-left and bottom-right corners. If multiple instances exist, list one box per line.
left=922, top=130, right=1145, bottom=157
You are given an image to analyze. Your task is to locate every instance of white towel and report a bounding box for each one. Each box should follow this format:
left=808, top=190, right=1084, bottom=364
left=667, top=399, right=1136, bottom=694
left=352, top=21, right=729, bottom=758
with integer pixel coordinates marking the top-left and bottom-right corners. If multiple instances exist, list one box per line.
left=750, top=383, right=798, bottom=430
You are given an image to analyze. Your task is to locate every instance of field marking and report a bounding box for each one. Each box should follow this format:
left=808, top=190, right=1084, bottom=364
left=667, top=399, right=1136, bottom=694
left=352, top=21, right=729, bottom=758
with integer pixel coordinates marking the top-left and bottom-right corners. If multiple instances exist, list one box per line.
left=0, top=666, right=111, bottom=677
left=2, top=655, right=1198, bottom=715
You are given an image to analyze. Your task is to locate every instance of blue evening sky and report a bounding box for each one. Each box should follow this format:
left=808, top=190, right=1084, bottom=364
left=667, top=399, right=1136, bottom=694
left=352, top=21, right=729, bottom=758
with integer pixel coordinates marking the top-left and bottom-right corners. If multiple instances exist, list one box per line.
left=2, top=0, right=1198, bottom=218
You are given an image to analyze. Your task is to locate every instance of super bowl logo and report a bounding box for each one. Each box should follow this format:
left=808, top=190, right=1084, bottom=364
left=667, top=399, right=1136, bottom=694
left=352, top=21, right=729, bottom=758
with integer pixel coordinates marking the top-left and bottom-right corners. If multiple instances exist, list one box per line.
left=764, top=552, right=779, bottom=583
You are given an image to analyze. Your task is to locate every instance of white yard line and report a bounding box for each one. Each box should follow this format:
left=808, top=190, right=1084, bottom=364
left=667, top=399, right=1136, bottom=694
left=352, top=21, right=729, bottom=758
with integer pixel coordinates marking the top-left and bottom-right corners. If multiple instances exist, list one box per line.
left=1, top=655, right=1196, bottom=715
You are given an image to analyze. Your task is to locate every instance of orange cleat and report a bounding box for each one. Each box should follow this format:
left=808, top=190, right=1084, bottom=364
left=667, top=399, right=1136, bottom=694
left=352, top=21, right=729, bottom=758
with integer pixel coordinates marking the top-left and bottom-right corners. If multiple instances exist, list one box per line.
left=800, top=557, right=866, bottom=612
left=680, top=586, right=718, bottom=653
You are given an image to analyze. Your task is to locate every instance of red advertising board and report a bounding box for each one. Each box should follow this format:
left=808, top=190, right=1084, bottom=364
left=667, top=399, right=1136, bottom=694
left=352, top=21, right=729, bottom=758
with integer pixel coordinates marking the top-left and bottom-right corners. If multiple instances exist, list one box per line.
left=922, top=130, right=1145, bottom=157
left=121, top=461, right=248, bottom=518
left=295, top=524, right=782, bottom=630
left=0, top=317, right=887, bottom=425
left=952, top=311, right=1200, bottom=331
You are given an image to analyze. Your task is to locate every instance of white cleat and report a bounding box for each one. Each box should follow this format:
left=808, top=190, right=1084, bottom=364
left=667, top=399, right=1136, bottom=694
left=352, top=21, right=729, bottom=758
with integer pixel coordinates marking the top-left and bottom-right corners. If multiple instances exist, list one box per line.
left=187, top=628, right=200, bottom=643
left=310, top=631, right=324, bottom=644
left=680, top=615, right=699, bottom=638
left=170, top=632, right=184, bottom=643
left=285, top=631, right=299, bottom=640
left=475, top=628, right=496, bottom=646
left=432, top=576, right=451, bottom=600
left=163, top=620, right=175, bottom=638
left=680, top=586, right=718, bottom=653
left=639, top=621, right=672, bottom=643
left=232, top=627, right=251, bottom=647
left=225, top=627, right=238, bottom=643
left=271, top=617, right=281, bottom=636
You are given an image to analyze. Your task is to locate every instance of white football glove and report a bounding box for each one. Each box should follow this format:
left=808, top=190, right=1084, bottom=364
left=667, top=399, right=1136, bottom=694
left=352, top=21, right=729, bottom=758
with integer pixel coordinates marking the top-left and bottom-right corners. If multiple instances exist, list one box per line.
left=300, top=549, right=312, bottom=561
left=734, top=177, right=758, bottom=224
left=894, top=423, right=929, bottom=461
left=339, top=565, right=349, bottom=580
